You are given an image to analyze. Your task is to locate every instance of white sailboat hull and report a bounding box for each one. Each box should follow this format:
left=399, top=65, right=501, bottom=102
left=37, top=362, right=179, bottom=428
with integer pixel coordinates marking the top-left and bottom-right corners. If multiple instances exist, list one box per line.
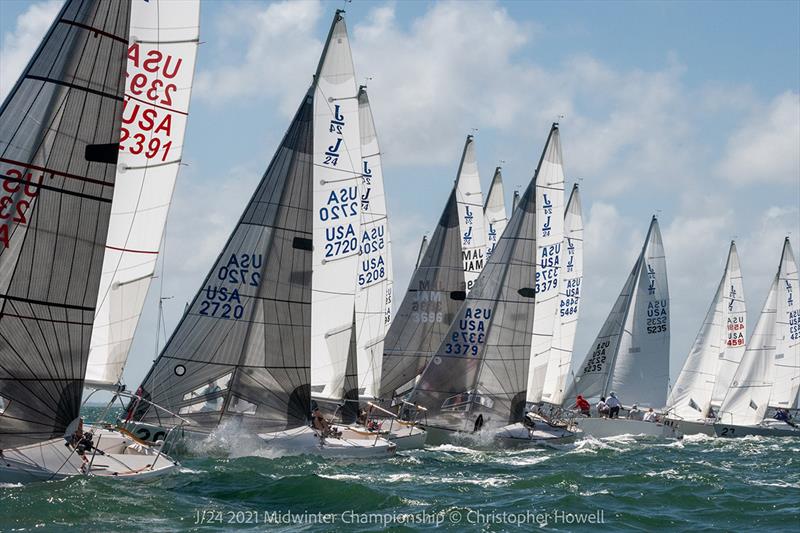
left=341, top=423, right=427, bottom=451
left=494, top=422, right=578, bottom=446
left=0, top=429, right=178, bottom=483
left=257, top=426, right=396, bottom=458
left=572, top=417, right=674, bottom=439
left=662, top=417, right=716, bottom=437
left=713, top=420, right=800, bottom=438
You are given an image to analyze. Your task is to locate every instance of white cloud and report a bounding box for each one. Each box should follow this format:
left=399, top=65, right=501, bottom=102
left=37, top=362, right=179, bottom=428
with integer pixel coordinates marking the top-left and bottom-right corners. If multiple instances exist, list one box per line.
left=0, top=0, right=61, bottom=101
left=716, top=91, right=800, bottom=185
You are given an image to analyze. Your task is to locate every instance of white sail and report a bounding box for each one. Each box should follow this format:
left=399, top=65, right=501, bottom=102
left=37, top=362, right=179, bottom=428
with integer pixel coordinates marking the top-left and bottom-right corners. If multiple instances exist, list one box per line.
left=526, top=124, right=566, bottom=404
left=310, top=14, right=362, bottom=401
left=770, top=239, right=799, bottom=409
left=85, top=0, right=200, bottom=388
left=540, top=184, right=583, bottom=406
left=455, top=136, right=487, bottom=292
left=719, top=239, right=798, bottom=425
left=668, top=242, right=746, bottom=420
left=610, top=217, right=669, bottom=408
left=484, top=167, right=507, bottom=261
left=354, top=87, right=393, bottom=400
left=565, top=217, right=669, bottom=408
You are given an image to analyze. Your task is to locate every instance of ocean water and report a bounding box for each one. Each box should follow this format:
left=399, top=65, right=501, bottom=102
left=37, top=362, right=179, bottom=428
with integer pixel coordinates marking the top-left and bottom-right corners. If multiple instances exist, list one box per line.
left=2, top=407, right=798, bottom=532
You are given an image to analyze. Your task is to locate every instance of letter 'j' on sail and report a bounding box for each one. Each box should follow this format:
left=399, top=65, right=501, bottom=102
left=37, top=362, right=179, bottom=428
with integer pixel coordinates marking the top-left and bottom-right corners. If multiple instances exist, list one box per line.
left=484, top=167, right=507, bottom=261
left=565, top=216, right=670, bottom=408
left=668, top=241, right=746, bottom=420
left=0, top=0, right=130, bottom=448
left=85, top=0, right=201, bottom=389
left=719, top=238, right=799, bottom=425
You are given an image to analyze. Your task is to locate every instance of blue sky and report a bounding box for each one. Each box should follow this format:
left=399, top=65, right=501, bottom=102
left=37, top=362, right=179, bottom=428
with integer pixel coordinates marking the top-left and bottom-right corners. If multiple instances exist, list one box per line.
left=1, top=0, right=798, bottom=402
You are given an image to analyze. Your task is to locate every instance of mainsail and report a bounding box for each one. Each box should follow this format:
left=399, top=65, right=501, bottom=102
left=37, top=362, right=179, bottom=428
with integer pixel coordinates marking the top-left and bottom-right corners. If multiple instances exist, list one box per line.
left=484, top=167, right=507, bottom=260
left=379, top=137, right=485, bottom=400
left=667, top=242, right=746, bottom=420
left=719, top=239, right=798, bottom=424
left=540, top=184, right=583, bottom=406
left=0, top=0, right=130, bottom=448
left=565, top=216, right=670, bottom=408
left=354, top=87, right=393, bottom=400
left=408, top=132, right=552, bottom=432
left=526, top=124, right=566, bottom=404
left=85, top=0, right=200, bottom=389
left=130, top=11, right=356, bottom=433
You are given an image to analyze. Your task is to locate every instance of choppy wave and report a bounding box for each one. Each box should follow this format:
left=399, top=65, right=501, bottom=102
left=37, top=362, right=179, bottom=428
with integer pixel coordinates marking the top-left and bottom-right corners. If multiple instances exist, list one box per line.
left=2, top=407, right=798, bottom=531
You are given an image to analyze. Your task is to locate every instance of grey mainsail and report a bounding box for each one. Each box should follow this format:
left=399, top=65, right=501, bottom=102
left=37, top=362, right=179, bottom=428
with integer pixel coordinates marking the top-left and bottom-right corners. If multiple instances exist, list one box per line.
left=0, top=0, right=130, bottom=448
left=408, top=127, right=560, bottom=432
left=129, top=93, right=314, bottom=433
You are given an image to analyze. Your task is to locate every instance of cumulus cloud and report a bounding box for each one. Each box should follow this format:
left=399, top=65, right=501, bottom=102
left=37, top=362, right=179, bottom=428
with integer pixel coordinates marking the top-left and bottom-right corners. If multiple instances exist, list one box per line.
left=716, top=91, right=800, bottom=185
left=0, top=0, right=61, bottom=101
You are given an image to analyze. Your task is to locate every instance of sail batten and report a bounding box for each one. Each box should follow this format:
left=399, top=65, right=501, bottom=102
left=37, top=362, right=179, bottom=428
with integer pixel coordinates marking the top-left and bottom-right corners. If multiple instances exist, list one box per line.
left=0, top=0, right=131, bottom=449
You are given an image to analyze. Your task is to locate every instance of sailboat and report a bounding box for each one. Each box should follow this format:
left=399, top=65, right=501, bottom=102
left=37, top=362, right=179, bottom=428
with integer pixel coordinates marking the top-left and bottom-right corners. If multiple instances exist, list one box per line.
left=665, top=242, right=746, bottom=436
left=408, top=124, right=575, bottom=446
left=484, top=167, right=507, bottom=261
left=0, top=0, right=178, bottom=482
left=379, top=136, right=486, bottom=404
left=564, top=216, right=672, bottom=438
left=715, top=238, right=799, bottom=437
left=126, top=10, right=394, bottom=458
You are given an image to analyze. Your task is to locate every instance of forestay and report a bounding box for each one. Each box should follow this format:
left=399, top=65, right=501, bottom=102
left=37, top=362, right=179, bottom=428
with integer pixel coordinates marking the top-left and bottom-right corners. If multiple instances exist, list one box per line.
left=484, top=167, right=507, bottom=261
left=354, top=87, right=393, bottom=400
left=86, top=0, right=200, bottom=389
left=540, top=184, right=583, bottom=406
left=668, top=242, right=746, bottom=420
left=526, top=124, right=566, bottom=404
left=409, top=153, right=543, bottom=432
left=565, top=217, right=670, bottom=408
left=0, top=0, right=130, bottom=448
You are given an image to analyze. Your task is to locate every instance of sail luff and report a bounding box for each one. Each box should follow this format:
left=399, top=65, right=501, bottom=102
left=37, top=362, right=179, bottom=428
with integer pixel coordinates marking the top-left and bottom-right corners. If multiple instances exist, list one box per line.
left=85, top=0, right=201, bottom=388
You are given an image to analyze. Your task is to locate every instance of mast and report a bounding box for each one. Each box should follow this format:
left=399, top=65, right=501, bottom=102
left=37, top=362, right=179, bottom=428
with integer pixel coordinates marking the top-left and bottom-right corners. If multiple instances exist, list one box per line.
left=85, top=0, right=201, bottom=390
left=415, top=235, right=429, bottom=269
left=0, top=0, right=131, bottom=448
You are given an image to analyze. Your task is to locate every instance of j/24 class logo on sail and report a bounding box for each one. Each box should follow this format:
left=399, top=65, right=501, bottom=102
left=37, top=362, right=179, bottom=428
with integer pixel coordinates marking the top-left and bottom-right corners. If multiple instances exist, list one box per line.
left=324, top=105, right=345, bottom=166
